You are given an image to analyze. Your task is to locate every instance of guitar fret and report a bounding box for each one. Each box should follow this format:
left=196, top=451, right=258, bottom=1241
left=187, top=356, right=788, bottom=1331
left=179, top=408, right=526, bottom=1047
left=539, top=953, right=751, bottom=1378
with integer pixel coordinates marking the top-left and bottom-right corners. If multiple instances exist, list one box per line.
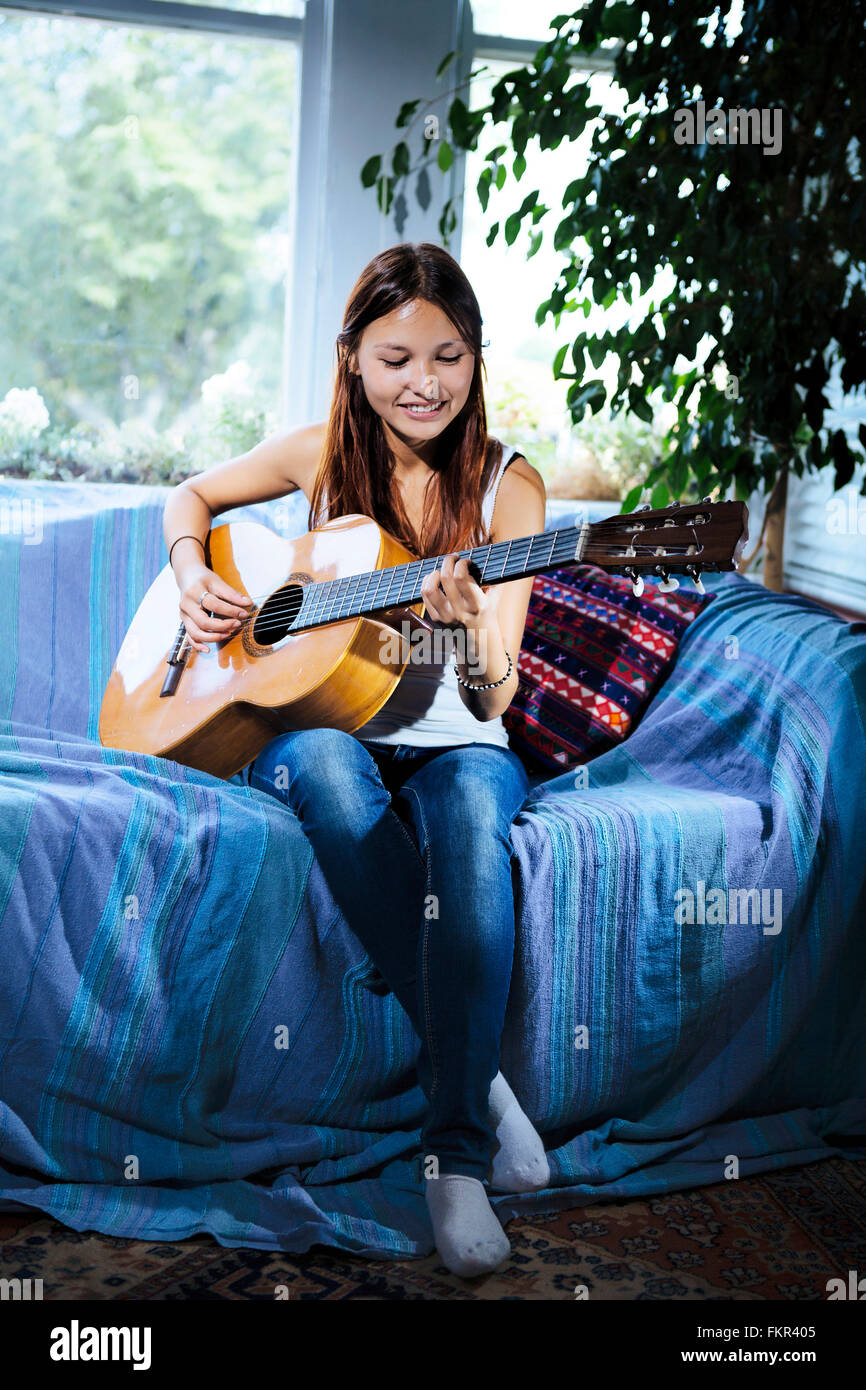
left=383, top=561, right=401, bottom=607
left=499, top=539, right=513, bottom=580
left=396, top=561, right=418, bottom=607
left=319, top=579, right=336, bottom=623
left=296, top=526, right=587, bottom=630
left=333, top=573, right=351, bottom=622
left=306, top=578, right=326, bottom=626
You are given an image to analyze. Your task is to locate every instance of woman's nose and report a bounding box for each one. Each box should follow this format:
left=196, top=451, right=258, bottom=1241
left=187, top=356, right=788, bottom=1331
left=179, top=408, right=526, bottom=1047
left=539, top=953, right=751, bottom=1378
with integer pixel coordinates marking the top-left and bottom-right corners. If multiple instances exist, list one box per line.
left=415, top=370, right=441, bottom=400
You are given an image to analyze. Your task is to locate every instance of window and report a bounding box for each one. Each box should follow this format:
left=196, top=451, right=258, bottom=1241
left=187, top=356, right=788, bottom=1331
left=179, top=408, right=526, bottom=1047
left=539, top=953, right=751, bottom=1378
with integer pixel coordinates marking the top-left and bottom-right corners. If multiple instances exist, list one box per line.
left=0, top=6, right=299, bottom=481
left=460, top=54, right=639, bottom=494
left=470, top=1, right=585, bottom=39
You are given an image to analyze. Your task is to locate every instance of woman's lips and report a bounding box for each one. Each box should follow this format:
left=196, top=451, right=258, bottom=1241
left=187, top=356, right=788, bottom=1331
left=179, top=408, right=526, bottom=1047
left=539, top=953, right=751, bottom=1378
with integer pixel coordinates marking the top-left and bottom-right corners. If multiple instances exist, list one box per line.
left=397, top=400, right=447, bottom=418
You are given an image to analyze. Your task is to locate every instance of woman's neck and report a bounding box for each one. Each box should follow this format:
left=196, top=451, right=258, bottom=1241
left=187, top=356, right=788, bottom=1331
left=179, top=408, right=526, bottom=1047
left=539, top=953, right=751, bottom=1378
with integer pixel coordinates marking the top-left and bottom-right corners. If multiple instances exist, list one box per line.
left=381, top=419, right=438, bottom=480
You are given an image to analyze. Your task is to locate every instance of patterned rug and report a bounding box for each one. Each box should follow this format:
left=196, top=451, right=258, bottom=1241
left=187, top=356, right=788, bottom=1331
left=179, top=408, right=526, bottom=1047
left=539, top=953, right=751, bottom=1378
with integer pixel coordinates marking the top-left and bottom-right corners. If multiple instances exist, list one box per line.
left=2, top=1157, right=864, bottom=1300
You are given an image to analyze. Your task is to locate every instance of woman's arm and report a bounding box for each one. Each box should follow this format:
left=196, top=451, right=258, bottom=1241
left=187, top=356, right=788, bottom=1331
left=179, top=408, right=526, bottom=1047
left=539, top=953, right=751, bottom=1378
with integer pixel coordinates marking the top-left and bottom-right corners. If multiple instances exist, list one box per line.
left=164, top=423, right=325, bottom=651
left=421, top=456, right=547, bottom=721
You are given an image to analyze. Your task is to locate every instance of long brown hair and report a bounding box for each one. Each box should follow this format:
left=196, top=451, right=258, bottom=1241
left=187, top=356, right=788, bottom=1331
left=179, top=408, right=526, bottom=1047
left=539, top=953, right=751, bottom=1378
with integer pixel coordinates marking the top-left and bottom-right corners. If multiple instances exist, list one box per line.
left=308, top=242, right=501, bottom=558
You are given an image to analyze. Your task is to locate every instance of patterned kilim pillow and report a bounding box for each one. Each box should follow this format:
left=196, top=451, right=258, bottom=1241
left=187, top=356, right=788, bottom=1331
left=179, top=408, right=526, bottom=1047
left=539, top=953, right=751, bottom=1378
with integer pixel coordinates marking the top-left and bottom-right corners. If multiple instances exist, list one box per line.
left=502, top=564, right=715, bottom=772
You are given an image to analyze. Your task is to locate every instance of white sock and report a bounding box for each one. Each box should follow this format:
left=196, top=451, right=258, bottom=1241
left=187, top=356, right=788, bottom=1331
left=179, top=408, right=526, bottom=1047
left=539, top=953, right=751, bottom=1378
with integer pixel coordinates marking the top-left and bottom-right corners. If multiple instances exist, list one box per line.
left=424, top=1174, right=511, bottom=1278
left=487, top=1071, right=551, bottom=1193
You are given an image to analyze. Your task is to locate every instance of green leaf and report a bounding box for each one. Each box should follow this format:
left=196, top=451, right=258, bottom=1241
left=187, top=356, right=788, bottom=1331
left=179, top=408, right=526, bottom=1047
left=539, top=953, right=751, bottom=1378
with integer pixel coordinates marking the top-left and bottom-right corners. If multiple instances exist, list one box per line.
left=629, top=389, right=654, bottom=424
left=436, top=50, right=457, bottom=79
left=669, top=452, right=688, bottom=497
left=734, top=473, right=752, bottom=502
left=391, top=142, right=410, bottom=177
left=448, top=97, right=470, bottom=145
left=437, top=140, right=453, bottom=172
left=552, top=343, right=569, bottom=377
left=572, top=380, right=607, bottom=415
left=588, top=337, right=607, bottom=370
left=375, top=175, right=394, bottom=213
left=477, top=167, right=492, bottom=212
left=621, top=484, right=644, bottom=513
left=360, top=155, right=381, bottom=189
left=504, top=210, right=522, bottom=245
left=395, top=100, right=421, bottom=129
left=651, top=481, right=669, bottom=509
left=832, top=429, right=856, bottom=490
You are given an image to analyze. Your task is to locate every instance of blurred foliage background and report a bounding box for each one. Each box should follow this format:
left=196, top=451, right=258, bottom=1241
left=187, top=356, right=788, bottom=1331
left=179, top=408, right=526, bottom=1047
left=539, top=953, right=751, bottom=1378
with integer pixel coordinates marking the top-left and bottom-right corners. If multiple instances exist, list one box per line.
left=0, top=12, right=292, bottom=481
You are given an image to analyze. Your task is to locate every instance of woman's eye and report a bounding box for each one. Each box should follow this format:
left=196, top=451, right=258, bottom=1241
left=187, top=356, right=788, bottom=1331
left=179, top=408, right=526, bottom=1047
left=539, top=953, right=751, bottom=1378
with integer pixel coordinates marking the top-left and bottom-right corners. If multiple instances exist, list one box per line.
left=382, top=355, right=463, bottom=369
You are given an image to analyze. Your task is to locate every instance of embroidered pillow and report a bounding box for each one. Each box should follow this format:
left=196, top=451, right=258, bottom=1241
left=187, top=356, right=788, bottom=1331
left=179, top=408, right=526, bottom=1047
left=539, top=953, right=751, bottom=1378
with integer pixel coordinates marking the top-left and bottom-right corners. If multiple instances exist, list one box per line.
left=502, top=564, right=715, bottom=771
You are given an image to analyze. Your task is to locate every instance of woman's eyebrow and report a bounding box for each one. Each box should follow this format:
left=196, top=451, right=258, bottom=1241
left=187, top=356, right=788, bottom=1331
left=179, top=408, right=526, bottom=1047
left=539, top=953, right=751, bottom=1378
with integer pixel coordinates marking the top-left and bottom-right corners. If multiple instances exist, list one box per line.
left=372, top=339, right=464, bottom=350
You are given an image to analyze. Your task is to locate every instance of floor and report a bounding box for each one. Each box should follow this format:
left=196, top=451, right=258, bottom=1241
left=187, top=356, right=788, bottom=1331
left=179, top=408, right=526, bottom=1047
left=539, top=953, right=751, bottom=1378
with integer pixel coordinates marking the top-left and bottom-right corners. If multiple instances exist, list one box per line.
left=2, top=1155, right=864, bottom=1300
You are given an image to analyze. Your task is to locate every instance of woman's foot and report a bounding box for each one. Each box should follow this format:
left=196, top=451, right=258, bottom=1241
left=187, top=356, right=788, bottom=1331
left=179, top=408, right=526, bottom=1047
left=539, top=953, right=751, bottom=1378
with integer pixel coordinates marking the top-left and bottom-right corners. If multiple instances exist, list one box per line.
left=424, top=1174, right=511, bottom=1277
left=487, top=1071, right=551, bottom=1193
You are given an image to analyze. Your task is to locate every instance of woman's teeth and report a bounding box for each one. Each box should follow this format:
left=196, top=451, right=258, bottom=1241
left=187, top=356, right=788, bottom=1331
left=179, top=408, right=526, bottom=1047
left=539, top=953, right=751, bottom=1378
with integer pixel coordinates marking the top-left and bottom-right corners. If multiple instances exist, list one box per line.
left=400, top=401, right=445, bottom=416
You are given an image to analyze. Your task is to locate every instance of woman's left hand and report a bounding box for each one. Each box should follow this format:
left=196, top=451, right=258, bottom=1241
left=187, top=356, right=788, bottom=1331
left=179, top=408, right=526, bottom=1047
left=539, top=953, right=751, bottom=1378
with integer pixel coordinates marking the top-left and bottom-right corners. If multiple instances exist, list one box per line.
left=420, top=553, right=498, bottom=634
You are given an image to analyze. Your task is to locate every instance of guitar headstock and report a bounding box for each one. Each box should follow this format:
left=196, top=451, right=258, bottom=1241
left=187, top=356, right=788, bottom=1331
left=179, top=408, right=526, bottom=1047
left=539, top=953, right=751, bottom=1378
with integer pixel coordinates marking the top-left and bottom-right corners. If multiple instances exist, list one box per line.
left=583, top=498, right=749, bottom=595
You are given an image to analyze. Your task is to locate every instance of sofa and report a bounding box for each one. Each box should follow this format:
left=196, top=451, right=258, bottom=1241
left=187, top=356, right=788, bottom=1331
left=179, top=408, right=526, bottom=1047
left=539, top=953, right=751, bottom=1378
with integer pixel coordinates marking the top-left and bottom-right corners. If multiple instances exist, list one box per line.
left=0, top=476, right=864, bottom=1259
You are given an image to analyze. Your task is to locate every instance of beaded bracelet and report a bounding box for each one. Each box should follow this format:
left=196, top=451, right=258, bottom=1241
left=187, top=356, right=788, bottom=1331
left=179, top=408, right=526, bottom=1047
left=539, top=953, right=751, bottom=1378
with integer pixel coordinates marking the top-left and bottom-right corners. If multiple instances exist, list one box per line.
left=453, top=649, right=513, bottom=690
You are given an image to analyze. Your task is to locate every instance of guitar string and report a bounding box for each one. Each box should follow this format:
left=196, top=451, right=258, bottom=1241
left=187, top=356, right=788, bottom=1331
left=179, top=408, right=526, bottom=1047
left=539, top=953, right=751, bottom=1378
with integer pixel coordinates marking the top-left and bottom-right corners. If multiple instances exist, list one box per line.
left=209, top=538, right=705, bottom=640
left=245, top=555, right=703, bottom=643
left=190, top=516, right=710, bottom=639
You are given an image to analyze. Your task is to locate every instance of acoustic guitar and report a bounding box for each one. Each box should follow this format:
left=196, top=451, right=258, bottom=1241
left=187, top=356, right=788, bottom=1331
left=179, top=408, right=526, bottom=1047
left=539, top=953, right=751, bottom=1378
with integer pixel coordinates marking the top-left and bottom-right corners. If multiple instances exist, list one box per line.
left=98, top=498, right=748, bottom=779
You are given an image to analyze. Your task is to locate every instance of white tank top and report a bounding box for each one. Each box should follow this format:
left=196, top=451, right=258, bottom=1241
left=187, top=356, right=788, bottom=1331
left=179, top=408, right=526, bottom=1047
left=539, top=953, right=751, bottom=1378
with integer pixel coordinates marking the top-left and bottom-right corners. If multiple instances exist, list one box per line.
left=335, top=442, right=521, bottom=749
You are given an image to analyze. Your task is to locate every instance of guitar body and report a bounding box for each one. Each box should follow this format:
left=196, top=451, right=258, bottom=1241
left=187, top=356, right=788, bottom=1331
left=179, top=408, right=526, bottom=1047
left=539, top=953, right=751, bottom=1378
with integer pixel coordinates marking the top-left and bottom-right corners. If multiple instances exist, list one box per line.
left=98, top=516, right=424, bottom=780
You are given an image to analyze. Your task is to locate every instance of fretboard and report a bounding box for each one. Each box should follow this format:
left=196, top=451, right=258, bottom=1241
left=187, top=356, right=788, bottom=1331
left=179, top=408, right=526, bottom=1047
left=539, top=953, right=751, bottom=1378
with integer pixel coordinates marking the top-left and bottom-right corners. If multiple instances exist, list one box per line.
left=292, top=523, right=588, bottom=631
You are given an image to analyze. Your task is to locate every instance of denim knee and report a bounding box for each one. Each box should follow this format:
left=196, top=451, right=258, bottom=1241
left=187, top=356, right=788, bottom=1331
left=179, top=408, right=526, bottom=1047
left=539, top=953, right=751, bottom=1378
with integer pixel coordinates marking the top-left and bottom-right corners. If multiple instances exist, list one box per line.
left=249, top=727, right=372, bottom=810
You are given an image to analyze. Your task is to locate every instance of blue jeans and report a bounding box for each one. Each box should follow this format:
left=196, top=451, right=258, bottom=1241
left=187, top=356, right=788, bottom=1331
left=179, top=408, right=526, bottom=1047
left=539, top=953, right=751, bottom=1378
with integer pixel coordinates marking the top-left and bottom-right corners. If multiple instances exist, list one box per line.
left=246, top=728, right=530, bottom=1182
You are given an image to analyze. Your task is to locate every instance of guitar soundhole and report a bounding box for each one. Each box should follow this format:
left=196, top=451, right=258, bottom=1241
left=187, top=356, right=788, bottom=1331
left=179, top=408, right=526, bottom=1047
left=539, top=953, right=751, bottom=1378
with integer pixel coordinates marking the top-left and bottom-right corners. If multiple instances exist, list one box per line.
left=252, top=582, right=306, bottom=647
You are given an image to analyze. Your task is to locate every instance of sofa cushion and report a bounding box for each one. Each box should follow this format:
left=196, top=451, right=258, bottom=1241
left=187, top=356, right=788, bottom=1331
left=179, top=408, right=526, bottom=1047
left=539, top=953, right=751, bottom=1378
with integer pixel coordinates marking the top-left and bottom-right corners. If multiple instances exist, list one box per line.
left=503, top=564, right=714, bottom=771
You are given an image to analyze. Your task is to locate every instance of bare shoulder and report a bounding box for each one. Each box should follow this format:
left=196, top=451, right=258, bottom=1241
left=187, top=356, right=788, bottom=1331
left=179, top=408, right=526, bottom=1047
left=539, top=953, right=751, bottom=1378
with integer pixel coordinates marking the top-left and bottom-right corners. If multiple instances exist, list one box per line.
left=180, top=419, right=329, bottom=515
left=491, top=451, right=547, bottom=538
left=503, top=453, right=546, bottom=497
left=282, top=420, right=328, bottom=490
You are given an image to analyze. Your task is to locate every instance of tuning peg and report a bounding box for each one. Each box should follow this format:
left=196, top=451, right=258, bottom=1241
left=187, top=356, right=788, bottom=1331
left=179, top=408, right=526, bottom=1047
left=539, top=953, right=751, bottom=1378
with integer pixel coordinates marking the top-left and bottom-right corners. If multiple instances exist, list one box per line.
left=655, top=566, right=680, bottom=592
left=701, top=496, right=713, bottom=503
left=686, top=563, right=706, bottom=594
left=637, top=503, right=653, bottom=512
left=625, top=566, right=644, bottom=597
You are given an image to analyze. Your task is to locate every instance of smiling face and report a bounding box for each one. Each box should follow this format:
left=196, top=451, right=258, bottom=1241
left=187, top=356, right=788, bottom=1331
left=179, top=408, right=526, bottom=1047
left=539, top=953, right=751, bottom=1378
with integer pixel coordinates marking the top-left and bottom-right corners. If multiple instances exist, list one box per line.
left=349, top=298, right=476, bottom=456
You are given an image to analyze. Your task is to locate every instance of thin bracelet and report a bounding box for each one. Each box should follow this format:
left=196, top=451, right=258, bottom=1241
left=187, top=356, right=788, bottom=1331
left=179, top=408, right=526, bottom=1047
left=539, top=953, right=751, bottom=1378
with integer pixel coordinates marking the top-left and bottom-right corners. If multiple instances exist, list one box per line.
left=453, top=649, right=513, bottom=690
left=168, top=534, right=205, bottom=567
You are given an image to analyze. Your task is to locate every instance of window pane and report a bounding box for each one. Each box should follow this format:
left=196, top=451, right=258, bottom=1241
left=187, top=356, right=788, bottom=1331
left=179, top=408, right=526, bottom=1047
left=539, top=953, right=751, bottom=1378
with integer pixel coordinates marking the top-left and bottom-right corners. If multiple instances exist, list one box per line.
left=461, top=57, right=636, bottom=494
left=181, top=0, right=304, bottom=15
left=470, top=1, right=585, bottom=38
left=0, top=11, right=298, bottom=480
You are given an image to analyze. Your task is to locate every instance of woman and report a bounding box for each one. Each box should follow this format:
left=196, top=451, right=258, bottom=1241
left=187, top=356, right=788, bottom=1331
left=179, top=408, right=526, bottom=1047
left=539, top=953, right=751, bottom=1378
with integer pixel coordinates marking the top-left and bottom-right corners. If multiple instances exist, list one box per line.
left=162, top=242, right=549, bottom=1277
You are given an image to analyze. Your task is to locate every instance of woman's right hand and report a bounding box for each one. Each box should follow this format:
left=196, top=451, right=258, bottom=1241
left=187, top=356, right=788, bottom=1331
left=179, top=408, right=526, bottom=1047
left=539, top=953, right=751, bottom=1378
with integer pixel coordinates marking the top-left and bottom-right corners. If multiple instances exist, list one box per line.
left=177, top=564, right=254, bottom=653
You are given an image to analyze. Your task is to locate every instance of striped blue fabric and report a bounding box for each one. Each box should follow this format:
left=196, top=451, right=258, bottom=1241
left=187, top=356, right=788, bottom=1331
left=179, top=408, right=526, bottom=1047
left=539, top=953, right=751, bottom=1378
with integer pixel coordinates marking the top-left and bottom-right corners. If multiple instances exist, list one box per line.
left=0, top=478, right=864, bottom=1258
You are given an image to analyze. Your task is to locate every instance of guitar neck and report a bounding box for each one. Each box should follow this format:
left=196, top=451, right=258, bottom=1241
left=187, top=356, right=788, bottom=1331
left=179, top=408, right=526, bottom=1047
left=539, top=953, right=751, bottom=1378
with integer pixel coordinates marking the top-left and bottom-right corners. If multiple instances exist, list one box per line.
left=292, top=524, right=589, bottom=631
left=282, top=498, right=748, bottom=633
